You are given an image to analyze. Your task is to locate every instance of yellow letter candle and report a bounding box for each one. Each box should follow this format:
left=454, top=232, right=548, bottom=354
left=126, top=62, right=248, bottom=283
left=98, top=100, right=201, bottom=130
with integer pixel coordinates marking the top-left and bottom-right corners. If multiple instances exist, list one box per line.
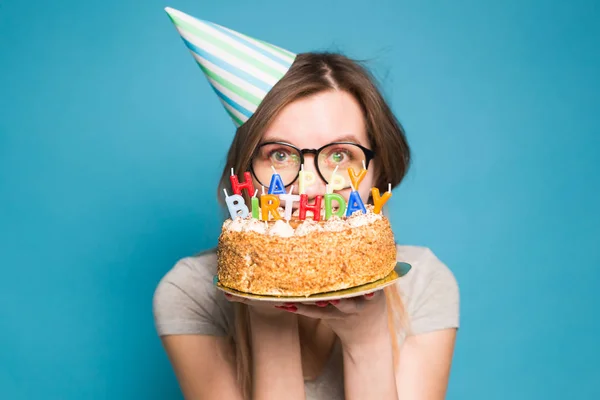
left=261, top=194, right=281, bottom=221
left=348, top=167, right=367, bottom=191
left=371, top=185, right=392, bottom=214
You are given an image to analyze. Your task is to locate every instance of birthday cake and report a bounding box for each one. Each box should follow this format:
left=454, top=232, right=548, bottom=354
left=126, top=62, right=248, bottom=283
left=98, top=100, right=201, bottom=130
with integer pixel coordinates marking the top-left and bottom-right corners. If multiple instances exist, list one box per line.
left=216, top=170, right=397, bottom=297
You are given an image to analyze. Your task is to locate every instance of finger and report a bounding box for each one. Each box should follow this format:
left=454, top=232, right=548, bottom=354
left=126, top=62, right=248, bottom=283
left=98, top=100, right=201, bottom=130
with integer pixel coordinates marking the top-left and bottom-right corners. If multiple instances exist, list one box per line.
left=328, top=298, right=360, bottom=313
left=223, top=293, right=249, bottom=304
left=363, top=292, right=376, bottom=300
left=291, top=303, right=346, bottom=319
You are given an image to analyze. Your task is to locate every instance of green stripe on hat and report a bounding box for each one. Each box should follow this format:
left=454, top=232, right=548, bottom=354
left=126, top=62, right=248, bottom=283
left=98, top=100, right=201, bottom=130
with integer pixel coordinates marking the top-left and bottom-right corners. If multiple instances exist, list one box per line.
left=169, top=14, right=286, bottom=82
left=196, top=62, right=262, bottom=107
left=165, top=7, right=296, bottom=127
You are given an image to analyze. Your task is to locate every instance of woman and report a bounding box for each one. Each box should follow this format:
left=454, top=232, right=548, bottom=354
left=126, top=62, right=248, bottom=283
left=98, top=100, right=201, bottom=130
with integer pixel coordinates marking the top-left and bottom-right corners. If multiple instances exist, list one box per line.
left=154, top=8, right=459, bottom=400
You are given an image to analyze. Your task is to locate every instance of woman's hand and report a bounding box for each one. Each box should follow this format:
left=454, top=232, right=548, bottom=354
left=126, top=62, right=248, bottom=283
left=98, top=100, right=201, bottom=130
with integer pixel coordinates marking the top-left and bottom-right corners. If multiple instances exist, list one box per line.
left=286, top=290, right=389, bottom=349
left=222, top=290, right=390, bottom=348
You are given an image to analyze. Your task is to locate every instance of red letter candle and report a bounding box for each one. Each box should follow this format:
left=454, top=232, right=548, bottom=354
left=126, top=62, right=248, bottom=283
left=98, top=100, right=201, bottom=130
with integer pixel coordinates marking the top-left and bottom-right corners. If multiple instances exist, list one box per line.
left=299, top=194, right=323, bottom=221
left=230, top=171, right=255, bottom=197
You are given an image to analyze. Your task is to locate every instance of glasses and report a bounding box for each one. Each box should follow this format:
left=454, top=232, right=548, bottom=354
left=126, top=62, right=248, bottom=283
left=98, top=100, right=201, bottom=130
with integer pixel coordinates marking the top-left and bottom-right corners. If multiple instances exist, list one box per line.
left=250, top=141, right=375, bottom=189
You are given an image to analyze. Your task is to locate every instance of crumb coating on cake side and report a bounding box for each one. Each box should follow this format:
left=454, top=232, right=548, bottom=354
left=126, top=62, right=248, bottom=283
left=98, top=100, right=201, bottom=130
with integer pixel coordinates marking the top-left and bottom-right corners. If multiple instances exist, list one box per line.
left=216, top=214, right=397, bottom=296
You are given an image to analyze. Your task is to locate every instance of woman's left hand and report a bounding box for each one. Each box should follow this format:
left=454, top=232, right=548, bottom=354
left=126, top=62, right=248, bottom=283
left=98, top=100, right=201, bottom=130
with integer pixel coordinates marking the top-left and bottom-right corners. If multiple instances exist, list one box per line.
left=278, top=290, right=389, bottom=348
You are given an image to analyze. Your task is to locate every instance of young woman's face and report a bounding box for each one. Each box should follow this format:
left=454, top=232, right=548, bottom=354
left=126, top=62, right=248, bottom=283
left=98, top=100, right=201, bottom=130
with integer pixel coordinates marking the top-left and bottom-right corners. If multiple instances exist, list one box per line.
left=254, top=90, right=375, bottom=206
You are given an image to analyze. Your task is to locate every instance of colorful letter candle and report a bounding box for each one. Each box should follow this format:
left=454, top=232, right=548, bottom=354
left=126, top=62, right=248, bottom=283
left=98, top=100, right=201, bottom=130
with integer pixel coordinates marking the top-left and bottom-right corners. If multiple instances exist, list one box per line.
left=251, top=190, right=260, bottom=219
left=229, top=170, right=255, bottom=196
left=324, top=193, right=346, bottom=220
left=279, top=186, right=300, bottom=221
left=348, top=167, right=367, bottom=190
left=345, top=190, right=367, bottom=217
left=260, top=194, right=281, bottom=220
left=223, top=189, right=249, bottom=219
left=268, top=166, right=286, bottom=195
left=299, top=194, right=323, bottom=221
left=327, top=166, right=345, bottom=193
left=298, top=164, right=316, bottom=194
left=371, top=185, right=392, bottom=214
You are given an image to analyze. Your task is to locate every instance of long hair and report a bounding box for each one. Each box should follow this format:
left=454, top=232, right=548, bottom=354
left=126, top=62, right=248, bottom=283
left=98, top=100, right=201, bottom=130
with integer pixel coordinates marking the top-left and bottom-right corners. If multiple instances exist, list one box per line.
left=217, top=52, right=411, bottom=399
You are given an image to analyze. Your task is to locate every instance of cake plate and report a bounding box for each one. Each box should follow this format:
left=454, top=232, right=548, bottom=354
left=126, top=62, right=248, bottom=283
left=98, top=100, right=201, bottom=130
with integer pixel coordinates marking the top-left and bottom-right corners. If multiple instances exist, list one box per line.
left=214, top=262, right=412, bottom=303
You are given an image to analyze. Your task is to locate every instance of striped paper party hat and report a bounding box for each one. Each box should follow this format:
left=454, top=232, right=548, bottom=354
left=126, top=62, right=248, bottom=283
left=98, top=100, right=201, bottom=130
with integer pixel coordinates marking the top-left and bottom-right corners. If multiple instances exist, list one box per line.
left=165, top=7, right=297, bottom=127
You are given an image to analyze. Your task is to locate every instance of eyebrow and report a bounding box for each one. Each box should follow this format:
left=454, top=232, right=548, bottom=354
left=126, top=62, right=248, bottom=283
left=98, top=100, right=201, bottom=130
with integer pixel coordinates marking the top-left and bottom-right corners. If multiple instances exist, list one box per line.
left=260, top=134, right=366, bottom=147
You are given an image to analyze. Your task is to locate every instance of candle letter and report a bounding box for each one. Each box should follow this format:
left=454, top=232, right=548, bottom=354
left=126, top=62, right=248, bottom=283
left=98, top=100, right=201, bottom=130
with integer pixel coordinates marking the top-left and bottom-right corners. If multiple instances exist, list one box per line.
left=299, top=194, right=323, bottom=221
left=261, top=194, right=281, bottom=221
left=251, top=196, right=260, bottom=219
left=345, top=191, right=367, bottom=217
left=225, top=194, right=249, bottom=219
left=371, top=188, right=392, bottom=214
left=230, top=172, right=255, bottom=197
left=324, top=193, right=346, bottom=220
left=279, top=193, right=300, bottom=221
left=268, top=174, right=287, bottom=195
left=328, top=166, right=345, bottom=193
left=348, top=167, right=367, bottom=191
left=299, top=165, right=316, bottom=194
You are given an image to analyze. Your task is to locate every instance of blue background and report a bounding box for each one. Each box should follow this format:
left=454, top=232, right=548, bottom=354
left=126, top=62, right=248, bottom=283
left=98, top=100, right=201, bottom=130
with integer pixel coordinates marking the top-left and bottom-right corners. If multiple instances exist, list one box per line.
left=1, top=0, right=598, bottom=398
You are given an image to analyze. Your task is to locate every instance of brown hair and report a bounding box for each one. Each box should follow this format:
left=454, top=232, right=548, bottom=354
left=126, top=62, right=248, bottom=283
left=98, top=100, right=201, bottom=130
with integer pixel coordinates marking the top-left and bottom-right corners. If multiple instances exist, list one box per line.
left=217, top=52, right=411, bottom=399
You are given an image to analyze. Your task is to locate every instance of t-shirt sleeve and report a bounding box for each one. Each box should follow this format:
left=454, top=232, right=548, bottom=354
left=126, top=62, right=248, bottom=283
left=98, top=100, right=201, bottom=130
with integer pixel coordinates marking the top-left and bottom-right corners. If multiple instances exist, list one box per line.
left=152, top=255, right=231, bottom=337
left=407, top=249, right=460, bottom=335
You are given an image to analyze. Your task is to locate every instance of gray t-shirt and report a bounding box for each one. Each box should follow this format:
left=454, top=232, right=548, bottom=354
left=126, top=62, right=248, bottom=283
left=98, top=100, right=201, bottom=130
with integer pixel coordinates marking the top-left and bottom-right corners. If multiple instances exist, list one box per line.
left=153, top=245, right=460, bottom=399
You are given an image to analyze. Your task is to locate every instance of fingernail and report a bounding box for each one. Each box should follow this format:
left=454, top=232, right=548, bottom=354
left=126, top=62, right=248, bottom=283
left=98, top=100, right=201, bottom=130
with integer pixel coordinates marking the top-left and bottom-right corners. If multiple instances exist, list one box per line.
left=224, top=293, right=232, bottom=298
left=316, top=301, right=329, bottom=307
left=329, top=300, right=340, bottom=305
left=365, top=293, right=375, bottom=298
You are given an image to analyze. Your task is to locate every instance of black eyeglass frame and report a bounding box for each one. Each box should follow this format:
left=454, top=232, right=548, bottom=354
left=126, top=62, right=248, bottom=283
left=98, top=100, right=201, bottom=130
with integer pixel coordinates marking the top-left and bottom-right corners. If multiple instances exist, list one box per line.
left=249, top=141, right=376, bottom=188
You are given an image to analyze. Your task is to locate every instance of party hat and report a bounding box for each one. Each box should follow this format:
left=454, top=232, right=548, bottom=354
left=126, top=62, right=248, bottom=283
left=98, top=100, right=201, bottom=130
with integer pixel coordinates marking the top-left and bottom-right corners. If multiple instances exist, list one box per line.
left=164, top=7, right=297, bottom=127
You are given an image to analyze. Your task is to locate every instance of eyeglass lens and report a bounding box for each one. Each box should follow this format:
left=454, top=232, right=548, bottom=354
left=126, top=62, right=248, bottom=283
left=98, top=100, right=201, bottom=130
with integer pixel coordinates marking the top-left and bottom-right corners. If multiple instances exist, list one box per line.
left=252, top=143, right=368, bottom=188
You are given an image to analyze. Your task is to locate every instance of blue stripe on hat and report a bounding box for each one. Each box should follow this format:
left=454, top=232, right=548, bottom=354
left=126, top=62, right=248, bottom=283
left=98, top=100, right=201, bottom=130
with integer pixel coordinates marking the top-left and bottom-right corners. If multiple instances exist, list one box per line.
left=205, top=21, right=293, bottom=69
left=181, top=37, right=273, bottom=93
left=209, top=84, right=254, bottom=118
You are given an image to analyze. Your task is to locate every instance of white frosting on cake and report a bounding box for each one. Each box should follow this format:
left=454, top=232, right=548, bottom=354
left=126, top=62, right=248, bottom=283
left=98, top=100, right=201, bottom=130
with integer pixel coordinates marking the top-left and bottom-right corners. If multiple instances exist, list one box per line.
left=347, top=210, right=382, bottom=227
left=228, top=217, right=245, bottom=232
left=323, top=216, right=348, bottom=232
left=242, top=219, right=267, bottom=234
left=222, top=208, right=382, bottom=237
left=268, top=219, right=295, bottom=237
left=295, top=219, right=325, bottom=236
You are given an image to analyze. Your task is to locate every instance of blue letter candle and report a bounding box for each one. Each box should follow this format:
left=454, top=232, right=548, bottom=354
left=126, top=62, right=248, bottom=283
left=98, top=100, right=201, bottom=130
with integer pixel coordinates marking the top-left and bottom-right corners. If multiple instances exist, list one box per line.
left=345, top=190, right=367, bottom=217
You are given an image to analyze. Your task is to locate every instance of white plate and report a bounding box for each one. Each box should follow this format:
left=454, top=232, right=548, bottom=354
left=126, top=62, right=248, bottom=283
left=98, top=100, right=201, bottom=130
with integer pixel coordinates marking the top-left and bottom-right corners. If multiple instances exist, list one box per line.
left=214, top=262, right=412, bottom=303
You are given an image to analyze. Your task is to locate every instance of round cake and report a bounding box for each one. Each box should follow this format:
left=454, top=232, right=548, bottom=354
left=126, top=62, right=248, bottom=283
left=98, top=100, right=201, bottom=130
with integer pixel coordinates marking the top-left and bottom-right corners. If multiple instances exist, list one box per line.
left=216, top=207, right=397, bottom=297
